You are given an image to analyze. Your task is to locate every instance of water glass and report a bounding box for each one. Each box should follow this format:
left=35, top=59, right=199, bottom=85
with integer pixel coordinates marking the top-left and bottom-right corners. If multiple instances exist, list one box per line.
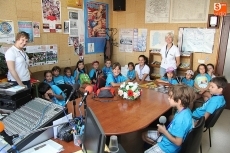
left=109, top=135, right=119, bottom=153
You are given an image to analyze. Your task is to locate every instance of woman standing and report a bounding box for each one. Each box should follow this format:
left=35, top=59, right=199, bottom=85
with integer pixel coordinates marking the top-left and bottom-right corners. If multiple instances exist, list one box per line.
left=160, top=32, right=180, bottom=77
left=5, top=31, right=31, bottom=88
left=135, top=55, right=150, bottom=81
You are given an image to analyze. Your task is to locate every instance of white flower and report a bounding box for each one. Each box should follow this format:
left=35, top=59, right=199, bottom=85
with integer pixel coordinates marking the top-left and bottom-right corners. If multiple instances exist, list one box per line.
left=123, top=92, right=128, bottom=99
left=118, top=90, right=123, bottom=96
left=131, top=85, right=137, bottom=91
left=134, top=82, right=138, bottom=86
left=128, top=82, right=134, bottom=86
left=126, top=85, right=130, bottom=90
left=120, top=82, right=126, bottom=88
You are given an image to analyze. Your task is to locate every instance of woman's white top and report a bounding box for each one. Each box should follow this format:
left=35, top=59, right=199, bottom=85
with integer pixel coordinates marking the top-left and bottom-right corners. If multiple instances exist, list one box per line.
left=160, top=45, right=180, bottom=69
left=135, top=64, right=150, bottom=81
left=5, top=45, right=30, bottom=81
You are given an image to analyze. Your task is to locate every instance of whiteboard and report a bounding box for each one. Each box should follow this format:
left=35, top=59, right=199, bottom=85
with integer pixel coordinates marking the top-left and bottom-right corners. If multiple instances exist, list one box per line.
left=179, top=28, right=215, bottom=53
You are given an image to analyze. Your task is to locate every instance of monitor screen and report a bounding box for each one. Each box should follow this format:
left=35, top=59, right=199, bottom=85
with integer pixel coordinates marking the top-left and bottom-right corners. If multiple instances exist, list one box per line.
left=83, top=107, right=106, bottom=153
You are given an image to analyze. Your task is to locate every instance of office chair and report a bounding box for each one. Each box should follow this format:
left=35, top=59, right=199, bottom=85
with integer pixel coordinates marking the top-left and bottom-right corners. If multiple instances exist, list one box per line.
left=56, top=84, right=74, bottom=101
left=203, top=105, right=226, bottom=147
left=180, top=117, right=205, bottom=153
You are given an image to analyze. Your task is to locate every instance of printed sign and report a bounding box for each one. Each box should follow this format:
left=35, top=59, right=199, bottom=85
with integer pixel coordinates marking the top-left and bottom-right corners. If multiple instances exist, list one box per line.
left=214, top=3, right=227, bottom=16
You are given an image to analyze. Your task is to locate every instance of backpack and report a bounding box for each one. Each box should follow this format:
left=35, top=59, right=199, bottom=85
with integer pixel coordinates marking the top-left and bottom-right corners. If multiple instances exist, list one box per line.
left=79, top=73, right=91, bottom=85
left=0, top=52, right=8, bottom=75
left=93, top=75, right=106, bottom=93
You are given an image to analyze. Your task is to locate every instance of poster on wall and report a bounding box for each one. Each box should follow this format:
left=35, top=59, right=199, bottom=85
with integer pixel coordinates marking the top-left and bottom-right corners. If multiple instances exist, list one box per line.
left=18, top=21, right=34, bottom=42
left=0, top=20, right=15, bottom=44
left=25, top=44, right=58, bottom=67
left=33, top=22, right=40, bottom=37
left=84, top=1, right=108, bottom=54
left=119, top=29, right=134, bottom=52
left=69, top=11, right=78, bottom=37
left=67, top=0, right=83, bottom=9
left=149, top=30, right=174, bottom=50
left=41, top=0, right=62, bottom=33
left=133, top=28, right=147, bottom=52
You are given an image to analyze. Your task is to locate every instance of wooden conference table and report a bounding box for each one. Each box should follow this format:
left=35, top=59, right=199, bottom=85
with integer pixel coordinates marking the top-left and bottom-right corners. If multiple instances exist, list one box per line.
left=67, top=87, right=171, bottom=135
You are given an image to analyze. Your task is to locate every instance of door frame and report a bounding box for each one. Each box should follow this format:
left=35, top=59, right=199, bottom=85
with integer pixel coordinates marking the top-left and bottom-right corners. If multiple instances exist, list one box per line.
left=216, top=14, right=230, bottom=76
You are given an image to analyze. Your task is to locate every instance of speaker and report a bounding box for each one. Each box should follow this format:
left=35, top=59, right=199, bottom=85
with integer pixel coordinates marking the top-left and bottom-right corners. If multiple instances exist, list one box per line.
left=113, top=0, right=126, bottom=11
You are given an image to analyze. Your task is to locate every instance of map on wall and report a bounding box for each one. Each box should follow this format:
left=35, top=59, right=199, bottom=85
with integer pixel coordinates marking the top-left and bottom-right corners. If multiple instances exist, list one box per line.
left=149, top=30, right=174, bottom=50
left=179, top=28, right=215, bottom=53
left=145, top=0, right=170, bottom=23
left=170, top=0, right=210, bottom=23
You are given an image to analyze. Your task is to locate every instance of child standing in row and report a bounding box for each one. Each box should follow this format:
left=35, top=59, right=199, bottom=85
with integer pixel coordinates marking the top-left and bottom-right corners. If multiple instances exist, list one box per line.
left=52, top=66, right=64, bottom=85
left=156, top=67, right=178, bottom=85
left=181, top=70, right=194, bottom=87
left=63, top=67, right=75, bottom=85
left=127, top=62, right=136, bottom=81
left=102, top=59, right=112, bottom=77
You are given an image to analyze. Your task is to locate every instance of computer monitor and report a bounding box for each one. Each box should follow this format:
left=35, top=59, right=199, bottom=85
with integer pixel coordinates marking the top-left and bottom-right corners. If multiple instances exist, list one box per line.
left=83, top=107, right=106, bottom=153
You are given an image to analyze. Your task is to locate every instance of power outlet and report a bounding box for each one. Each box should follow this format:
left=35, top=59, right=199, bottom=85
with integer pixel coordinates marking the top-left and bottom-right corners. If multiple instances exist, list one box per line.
left=198, top=59, right=205, bottom=64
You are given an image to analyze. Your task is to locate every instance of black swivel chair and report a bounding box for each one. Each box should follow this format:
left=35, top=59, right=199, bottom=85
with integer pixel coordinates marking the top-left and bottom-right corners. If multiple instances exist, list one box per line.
left=203, top=105, right=226, bottom=147
left=180, top=117, right=205, bottom=153
left=56, top=84, right=74, bottom=101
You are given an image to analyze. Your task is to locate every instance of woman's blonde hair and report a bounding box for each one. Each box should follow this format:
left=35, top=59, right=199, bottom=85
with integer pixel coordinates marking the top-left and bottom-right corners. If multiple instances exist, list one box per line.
left=165, top=32, right=174, bottom=41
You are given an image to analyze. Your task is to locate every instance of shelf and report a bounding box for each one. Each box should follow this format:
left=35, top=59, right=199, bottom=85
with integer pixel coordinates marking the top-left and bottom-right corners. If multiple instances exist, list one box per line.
left=150, top=52, right=160, bottom=55
left=150, top=64, right=160, bottom=68
left=178, top=67, right=191, bottom=71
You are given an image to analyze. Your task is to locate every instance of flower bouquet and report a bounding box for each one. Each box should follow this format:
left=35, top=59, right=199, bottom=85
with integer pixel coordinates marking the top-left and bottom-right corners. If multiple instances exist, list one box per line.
left=118, top=82, right=141, bottom=100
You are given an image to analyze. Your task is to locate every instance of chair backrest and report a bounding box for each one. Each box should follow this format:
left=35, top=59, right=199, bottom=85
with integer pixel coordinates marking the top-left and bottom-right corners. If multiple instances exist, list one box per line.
left=205, top=105, right=226, bottom=128
left=56, top=84, right=73, bottom=101
left=180, top=117, right=205, bottom=153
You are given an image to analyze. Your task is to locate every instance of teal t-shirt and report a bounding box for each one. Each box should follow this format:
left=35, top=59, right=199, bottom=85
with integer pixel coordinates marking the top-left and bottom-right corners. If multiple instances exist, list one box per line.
left=105, top=73, right=127, bottom=87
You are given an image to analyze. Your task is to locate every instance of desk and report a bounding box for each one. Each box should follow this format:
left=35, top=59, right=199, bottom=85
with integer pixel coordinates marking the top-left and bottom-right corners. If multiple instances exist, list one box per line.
left=53, top=139, right=81, bottom=153
left=67, top=88, right=171, bottom=135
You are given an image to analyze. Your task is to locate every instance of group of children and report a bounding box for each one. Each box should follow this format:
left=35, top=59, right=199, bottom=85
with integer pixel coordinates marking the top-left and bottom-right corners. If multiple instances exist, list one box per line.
left=37, top=57, right=228, bottom=153
left=142, top=63, right=228, bottom=152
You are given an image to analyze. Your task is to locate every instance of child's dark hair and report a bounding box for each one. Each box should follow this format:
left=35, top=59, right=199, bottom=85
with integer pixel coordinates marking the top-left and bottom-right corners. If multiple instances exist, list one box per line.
left=44, top=70, right=52, bottom=77
left=64, top=67, right=72, bottom=74
left=112, top=62, right=121, bottom=70
left=196, top=64, right=207, bottom=73
left=138, top=55, right=148, bottom=65
left=128, top=62, right=134, bottom=68
left=207, top=63, right=215, bottom=69
left=52, top=66, right=61, bottom=72
left=75, top=60, right=85, bottom=72
left=168, top=84, right=196, bottom=108
left=163, top=71, right=176, bottom=79
left=38, top=82, right=51, bottom=95
left=92, top=61, right=99, bottom=65
left=210, top=76, right=228, bottom=91
left=105, top=59, right=111, bottom=63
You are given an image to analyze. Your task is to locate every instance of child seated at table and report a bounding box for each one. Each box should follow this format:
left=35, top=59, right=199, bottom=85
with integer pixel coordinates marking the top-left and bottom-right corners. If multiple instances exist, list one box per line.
left=207, top=63, right=216, bottom=78
left=181, top=70, right=194, bottom=87
left=38, top=82, right=66, bottom=106
left=63, top=67, right=75, bottom=85
left=127, top=62, right=136, bottom=81
left=44, top=70, right=55, bottom=86
left=194, top=64, right=211, bottom=101
left=156, top=67, right=178, bottom=85
left=102, top=59, right=112, bottom=77
left=105, top=62, right=127, bottom=87
left=52, top=66, right=64, bottom=85
left=89, top=61, right=101, bottom=84
left=142, top=84, right=195, bottom=153
left=192, top=76, right=227, bottom=120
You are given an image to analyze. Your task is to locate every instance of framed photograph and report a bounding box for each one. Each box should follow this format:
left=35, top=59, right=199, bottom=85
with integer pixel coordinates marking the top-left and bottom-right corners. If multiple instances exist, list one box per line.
left=207, top=14, right=220, bottom=29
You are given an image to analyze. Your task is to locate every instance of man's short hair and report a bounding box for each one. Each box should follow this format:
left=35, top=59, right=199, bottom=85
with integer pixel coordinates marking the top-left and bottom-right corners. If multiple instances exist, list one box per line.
left=38, top=82, right=51, bottom=95
left=168, top=84, right=196, bottom=108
